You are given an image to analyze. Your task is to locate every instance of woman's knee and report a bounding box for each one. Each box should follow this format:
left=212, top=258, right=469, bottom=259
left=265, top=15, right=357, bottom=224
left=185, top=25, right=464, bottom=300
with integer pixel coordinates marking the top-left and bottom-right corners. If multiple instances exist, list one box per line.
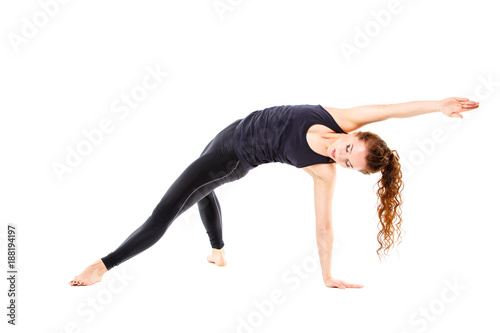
left=197, top=192, right=215, bottom=210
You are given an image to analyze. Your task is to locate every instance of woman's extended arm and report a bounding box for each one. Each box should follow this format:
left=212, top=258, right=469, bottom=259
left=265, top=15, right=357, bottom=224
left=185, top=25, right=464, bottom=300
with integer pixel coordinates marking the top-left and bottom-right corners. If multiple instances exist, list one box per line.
left=312, top=172, right=335, bottom=283
left=384, top=100, right=443, bottom=118
left=383, top=97, right=479, bottom=119
left=338, top=97, right=479, bottom=131
left=311, top=166, right=363, bottom=289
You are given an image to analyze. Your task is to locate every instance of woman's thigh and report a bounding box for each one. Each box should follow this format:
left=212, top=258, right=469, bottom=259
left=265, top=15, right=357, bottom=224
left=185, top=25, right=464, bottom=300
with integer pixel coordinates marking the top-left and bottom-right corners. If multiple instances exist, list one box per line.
left=152, top=151, right=247, bottom=224
left=152, top=118, right=247, bottom=220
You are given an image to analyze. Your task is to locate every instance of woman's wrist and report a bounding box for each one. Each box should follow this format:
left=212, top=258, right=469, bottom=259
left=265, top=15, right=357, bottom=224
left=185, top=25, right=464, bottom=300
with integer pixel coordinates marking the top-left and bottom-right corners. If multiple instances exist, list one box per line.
left=436, top=99, right=446, bottom=112
left=423, top=100, right=443, bottom=114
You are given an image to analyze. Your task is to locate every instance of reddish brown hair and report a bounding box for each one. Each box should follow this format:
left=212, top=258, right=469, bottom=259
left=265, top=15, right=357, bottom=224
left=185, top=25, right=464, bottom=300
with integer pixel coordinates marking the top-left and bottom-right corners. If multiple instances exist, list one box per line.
left=355, top=131, right=405, bottom=261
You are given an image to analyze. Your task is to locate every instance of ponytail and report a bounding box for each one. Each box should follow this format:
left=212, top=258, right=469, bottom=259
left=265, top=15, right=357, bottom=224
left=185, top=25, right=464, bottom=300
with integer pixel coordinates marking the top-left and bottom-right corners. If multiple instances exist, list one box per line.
left=355, top=132, right=405, bottom=261
left=375, top=150, right=405, bottom=261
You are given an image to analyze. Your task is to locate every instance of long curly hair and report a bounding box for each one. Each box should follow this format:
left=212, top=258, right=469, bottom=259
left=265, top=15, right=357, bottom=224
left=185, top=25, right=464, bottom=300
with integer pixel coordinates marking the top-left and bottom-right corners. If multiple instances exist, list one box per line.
left=355, top=131, right=405, bottom=261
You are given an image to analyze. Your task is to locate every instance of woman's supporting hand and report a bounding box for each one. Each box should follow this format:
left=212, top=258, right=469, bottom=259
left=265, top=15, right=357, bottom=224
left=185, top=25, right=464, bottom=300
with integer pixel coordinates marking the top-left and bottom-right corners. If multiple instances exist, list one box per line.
left=324, top=276, right=364, bottom=289
left=440, top=97, right=479, bottom=118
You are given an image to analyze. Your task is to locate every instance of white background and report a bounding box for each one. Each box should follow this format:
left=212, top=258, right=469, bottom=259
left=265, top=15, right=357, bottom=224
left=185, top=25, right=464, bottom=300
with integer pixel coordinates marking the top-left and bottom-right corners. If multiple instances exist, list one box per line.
left=1, top=0, right=499, bottom=332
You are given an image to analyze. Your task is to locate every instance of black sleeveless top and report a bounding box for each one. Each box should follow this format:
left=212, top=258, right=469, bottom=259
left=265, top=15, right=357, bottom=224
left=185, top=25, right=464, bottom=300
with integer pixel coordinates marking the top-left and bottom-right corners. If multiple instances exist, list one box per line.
left=232, top=104, right=347, bottom=170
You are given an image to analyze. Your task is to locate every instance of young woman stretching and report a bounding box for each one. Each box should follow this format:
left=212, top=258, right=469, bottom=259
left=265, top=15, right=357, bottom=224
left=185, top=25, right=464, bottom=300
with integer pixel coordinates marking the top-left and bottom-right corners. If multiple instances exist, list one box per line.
left=69, top=97, right=479, bottom=289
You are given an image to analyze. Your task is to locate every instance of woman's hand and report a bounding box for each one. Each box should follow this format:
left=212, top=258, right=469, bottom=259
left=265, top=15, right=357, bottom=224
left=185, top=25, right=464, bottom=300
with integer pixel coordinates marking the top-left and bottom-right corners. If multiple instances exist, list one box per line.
left=324, top=277, right=364, bottom=289
left=440, top=97, right=479, bottom=118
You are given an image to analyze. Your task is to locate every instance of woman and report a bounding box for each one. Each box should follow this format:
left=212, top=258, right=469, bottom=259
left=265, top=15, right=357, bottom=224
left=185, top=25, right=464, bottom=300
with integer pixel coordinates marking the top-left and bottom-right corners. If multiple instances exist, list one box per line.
left=69, top=97, right=479, bottom=289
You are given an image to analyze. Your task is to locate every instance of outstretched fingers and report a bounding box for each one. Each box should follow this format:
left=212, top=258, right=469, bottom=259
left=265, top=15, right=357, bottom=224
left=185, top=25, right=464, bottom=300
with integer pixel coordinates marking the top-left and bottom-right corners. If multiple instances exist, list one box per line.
left=452, top=101, right=479, bottom=118
left=460, top=101, right=479, bottom=109
left=343, top=282, right=364, bottom=288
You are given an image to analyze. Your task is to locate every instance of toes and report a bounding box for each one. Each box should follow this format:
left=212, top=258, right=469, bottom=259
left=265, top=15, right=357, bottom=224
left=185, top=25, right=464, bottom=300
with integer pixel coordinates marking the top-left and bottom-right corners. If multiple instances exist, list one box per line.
left=70, top=279, right=83, bottom=286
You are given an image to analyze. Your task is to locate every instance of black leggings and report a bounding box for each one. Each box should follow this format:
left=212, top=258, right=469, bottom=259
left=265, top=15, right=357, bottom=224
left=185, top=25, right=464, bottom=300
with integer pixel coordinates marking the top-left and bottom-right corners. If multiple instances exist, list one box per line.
left=101, top=119, right=250, bottom=270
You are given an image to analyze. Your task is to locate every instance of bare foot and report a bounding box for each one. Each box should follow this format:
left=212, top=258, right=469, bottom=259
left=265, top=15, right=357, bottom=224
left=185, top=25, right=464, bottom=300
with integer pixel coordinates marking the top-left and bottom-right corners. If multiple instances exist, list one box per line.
left=207, top=247, right=227, bottom=266
left=69, top=259, right=108, bottom=286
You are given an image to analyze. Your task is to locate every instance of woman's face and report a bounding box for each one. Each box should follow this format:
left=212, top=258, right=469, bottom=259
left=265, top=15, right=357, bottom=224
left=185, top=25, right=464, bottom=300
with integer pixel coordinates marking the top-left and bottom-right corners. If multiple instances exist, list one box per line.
left=327, top=131, right=368, bottom=171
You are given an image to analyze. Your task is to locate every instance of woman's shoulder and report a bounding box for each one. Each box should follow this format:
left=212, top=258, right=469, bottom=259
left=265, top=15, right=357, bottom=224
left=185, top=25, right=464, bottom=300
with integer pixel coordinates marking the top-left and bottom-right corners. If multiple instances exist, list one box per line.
left=319, top=105, right=353, bottom=133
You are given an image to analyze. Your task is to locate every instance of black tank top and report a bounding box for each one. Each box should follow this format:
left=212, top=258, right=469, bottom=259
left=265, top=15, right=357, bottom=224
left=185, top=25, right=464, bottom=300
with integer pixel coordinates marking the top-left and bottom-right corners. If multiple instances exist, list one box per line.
left=232, top=104, right=347, bottom=169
